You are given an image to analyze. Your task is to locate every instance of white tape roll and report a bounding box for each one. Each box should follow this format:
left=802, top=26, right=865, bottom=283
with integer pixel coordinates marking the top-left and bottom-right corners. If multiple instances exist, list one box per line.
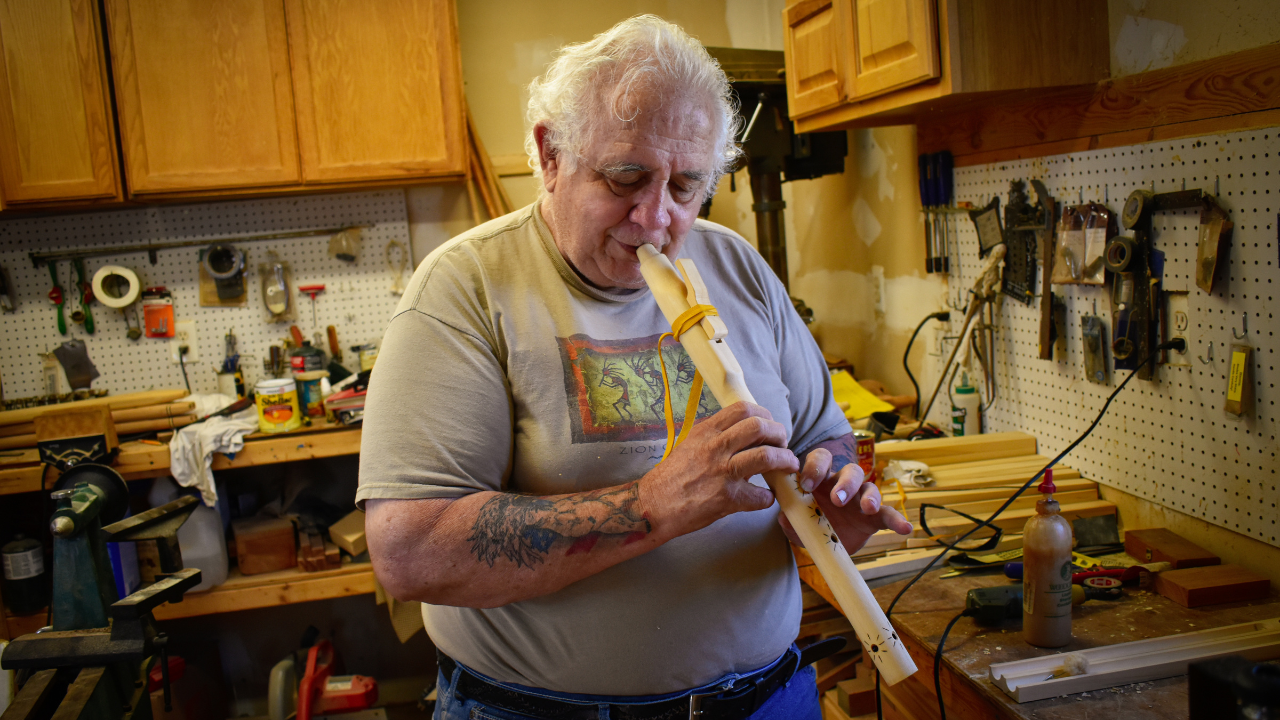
left=92, top=265, right=140, bottom=308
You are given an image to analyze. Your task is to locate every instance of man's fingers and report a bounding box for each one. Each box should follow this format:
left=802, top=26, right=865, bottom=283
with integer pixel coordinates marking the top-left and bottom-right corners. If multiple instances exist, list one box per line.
left=703, top=401, right=774, bottom=431
left=727, top=444, right=798, bottom=480
left=799, top=448, right=831, bottom=493
left=718, top=413, right=790, bottom=455
left=854, top=478, right=882, bottom=514
left=828, top=463, right=865, bottom=505
left=732, top=480, right=776, bottom=512
left=879, top=505, right=913, bottom=536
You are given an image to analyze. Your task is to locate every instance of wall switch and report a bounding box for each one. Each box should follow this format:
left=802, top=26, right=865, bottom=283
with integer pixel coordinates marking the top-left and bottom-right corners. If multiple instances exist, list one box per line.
left=170, top=319, right=199, bottom=363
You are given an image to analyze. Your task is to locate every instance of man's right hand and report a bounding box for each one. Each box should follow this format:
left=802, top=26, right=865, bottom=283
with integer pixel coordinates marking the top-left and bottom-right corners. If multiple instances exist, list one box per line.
left=638, top=401, right=797, bottom=540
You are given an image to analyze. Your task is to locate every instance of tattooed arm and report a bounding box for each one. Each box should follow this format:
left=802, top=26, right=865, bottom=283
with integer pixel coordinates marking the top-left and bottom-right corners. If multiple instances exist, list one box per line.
left=366, top=402, right=800, bottom=608
left=777, top=433, right=913, bottom=553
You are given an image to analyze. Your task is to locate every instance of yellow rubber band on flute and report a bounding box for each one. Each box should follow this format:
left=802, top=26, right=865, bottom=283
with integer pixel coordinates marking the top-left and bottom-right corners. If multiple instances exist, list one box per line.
left=656, top=303, right=718, bottom=462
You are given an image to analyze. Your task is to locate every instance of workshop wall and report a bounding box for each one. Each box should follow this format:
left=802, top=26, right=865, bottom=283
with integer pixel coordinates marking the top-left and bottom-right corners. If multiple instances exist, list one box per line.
left=1107, top=0, right=1280, bottom=78
left=0, top=190, right=412, bottom=398
left=925, top=126, right=1278, bottom=549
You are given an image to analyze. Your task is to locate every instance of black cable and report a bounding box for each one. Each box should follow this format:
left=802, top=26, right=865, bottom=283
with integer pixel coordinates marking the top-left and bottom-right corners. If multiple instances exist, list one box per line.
left=873, top=338, right=1185, bottom=719
left=934, top=610, right=968, bottom=720
left=904, top=311, right=951, bottom=419
left=178, top=348, right=191, bottom=393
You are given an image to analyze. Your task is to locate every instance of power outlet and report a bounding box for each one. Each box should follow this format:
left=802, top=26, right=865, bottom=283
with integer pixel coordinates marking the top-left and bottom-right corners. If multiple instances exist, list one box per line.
left=1163, top=291, right=1190, bottom=366
left=872, top=265, right=886, bottom=314
left=170, top=319, right=200, bottom=364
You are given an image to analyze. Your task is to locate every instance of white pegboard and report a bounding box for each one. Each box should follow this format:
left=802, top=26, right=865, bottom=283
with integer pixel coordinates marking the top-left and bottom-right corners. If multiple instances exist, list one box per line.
left=928, top=127, right=1278, bottom=547
left=0, top=190, right=412, bottom=399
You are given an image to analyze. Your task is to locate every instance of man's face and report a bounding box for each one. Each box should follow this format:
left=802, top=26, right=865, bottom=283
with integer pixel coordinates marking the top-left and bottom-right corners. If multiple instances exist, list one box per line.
left=538, top=89, right=717, bottom=291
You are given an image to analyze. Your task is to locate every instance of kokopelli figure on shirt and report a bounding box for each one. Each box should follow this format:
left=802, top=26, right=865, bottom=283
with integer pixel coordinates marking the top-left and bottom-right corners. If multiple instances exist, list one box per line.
left=624, top=355, right=667, bottom=421
left=597, top=361, right=633, bottom=422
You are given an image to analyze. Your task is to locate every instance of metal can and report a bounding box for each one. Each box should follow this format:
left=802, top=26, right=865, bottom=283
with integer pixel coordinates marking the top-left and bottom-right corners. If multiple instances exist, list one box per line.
left=851, top=428, right=876, bottom=483
left=2, top=534, right=48, bottom=615
left=255, top=378, right=302, bottom=433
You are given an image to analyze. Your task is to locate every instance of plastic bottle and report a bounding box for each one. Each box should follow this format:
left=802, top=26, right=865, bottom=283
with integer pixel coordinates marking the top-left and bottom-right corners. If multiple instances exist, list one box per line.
left=951, top=373, right=982, bottom=436
left=149, top=477, right=229, bottom=592
left=1022, top=469, right=1074, bottom=647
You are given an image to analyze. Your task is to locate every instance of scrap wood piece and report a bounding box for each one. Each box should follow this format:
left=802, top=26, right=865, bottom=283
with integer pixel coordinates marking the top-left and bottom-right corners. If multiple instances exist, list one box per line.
left=1153, top=564, right=1269, bottom=608
left=903, top=477, right=1096, bottom=509
left=1124, top=528, right=1219, bottom=569
left=0, top=389, right=187, bottom=427
left=876, top=431, right=1037, bottom=466
left=990, top=618, right=1280, bottom=703
left=914, top=499, right=1115, bottom=538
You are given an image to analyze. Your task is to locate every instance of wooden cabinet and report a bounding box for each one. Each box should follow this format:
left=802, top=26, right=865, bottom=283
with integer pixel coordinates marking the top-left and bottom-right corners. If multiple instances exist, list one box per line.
left=102, top=0, right=464, bottom=199
left=784, top=0, right=1110, bottom=133
left=0, top=0, right=121, bottom=206
left=105, top=0, right=301, bottom=194
left=285, top=0, right=465, bottom=184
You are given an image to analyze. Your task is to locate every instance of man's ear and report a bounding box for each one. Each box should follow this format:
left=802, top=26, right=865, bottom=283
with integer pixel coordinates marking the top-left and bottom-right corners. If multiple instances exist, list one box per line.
left=535, top=124, right=559, bottom=193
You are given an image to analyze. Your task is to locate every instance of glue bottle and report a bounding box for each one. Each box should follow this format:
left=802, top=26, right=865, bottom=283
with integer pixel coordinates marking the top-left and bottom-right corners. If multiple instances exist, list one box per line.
left=1022, top=469, right=1074, bottom=647
left=951, top=372, right=982, bottom=436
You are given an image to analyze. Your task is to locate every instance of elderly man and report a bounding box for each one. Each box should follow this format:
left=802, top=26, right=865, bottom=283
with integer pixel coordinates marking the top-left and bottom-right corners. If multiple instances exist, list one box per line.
left=359, top=15, right=911, bottom=720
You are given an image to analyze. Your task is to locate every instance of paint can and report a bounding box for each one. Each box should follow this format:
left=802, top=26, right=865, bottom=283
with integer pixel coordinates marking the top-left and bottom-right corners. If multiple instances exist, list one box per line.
left=851, top=428, right=877, bottom=483
left=2, top=534, right=48, bottom=615
left=295, top=369, right=329, bottom=418
left=255, top=378, right=302, bottom=433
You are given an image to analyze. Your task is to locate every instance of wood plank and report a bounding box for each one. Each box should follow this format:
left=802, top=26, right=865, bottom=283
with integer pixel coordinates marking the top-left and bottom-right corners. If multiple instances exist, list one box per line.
left=0, top=463, right=50, bottom=496
left=1125, top=528, right=1220, bottom=569
left=1154, top=565, right=1270, bottom=608
left=924, top=466, right=1082, bottom=492
left=918, top=43, right=1280, bottom=165
left=876, top=431, right=1036, bottom=465
left=211, top=426, right=361, bottom=469
left=912, top=499, right=1115, bottom=538
left=0, top=390, right=186, bottom=427
left=152, top=562, right=374, bottom=619
left=922, top=488, right=1097, bottom=519
left=902, top=478, right=1096, bottom=509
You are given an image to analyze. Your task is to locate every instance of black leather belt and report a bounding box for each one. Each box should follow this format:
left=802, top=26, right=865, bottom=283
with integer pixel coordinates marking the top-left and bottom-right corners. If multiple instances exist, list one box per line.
left=438, top=637, right=845, bottom=720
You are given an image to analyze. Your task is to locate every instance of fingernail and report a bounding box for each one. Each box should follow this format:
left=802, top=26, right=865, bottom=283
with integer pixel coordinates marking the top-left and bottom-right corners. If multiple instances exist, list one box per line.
left=836, top=490, right=848, bottom=505
left=801, top=478, right=815, bottom=493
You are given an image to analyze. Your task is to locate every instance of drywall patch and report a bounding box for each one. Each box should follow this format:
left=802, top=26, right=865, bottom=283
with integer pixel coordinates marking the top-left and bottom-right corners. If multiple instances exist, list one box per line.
left=851, top=197, right=882, bottom=247
left=725, top=0, right=785, bottom=51
left=855, top=129, right=896, bottom=202
left=1114, top=15, right=1188, bottom=75
left=882, top=273, right=947, bottom=332
left=791, top=269, right=876, bottom=332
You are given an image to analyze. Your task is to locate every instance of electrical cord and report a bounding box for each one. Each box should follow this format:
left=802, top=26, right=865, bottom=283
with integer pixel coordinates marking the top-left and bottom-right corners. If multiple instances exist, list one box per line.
left=873, top=337, right=1186, bottom=719
left=178, top=345, right=191, bottom=393
left=934, top=610, right=968, bottom=720
left=904, top=311, right=952, bottom=420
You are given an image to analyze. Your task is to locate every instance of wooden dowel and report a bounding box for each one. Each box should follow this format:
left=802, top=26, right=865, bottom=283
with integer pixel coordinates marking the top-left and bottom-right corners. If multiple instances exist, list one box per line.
left=636, top=244, right=918, bottom=686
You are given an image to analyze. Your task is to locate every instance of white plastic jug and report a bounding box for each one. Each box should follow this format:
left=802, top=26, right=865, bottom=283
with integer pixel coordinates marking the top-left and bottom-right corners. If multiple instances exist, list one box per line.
left=149, top=477, right=229, bottom=592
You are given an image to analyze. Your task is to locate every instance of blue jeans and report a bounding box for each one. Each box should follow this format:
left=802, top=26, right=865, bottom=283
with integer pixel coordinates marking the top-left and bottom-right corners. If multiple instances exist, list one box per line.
left=433, top=649, right=821, bottom=720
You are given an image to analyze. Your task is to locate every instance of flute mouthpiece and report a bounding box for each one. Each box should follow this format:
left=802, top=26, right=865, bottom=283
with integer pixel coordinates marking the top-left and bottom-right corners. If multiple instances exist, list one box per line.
left=637, top=244, right=660, bottom=261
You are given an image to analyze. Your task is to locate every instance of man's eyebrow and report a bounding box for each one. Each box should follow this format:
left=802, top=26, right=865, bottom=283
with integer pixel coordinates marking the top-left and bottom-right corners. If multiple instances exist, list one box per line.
left=678, top=170, right=709, bottom=183
left=597, top=162, right=648, bottom=176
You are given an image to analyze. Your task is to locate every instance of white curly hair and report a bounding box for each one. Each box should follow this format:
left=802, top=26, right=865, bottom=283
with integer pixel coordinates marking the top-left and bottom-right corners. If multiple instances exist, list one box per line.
left=524, top=15, right=742, bottom=195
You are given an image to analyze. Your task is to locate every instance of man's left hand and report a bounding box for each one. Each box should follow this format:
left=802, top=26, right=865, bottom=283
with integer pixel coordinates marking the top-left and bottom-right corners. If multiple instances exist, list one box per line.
left=778, top=435, right=912, bottom=553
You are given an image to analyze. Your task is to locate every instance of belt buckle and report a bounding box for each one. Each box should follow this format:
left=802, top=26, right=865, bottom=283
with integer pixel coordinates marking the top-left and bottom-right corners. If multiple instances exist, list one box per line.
left=688, top=687, right=718, bottom=719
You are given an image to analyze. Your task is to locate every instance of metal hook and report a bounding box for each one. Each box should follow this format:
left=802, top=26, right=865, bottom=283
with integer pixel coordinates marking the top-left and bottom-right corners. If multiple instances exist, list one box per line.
left=1078, top=188, right=1084, bottom=204
left=1234, top=315, right=1248, bottom=339
left=1198, top=341, right=1215, bottom=365
left=1215, top=175, right=1220, bottom=196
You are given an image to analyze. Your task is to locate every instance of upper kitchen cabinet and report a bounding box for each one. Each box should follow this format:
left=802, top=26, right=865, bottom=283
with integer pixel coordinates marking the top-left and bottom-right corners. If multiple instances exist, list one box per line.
left=784, top=0, right=1110, bottom=133
left=104, top=0, right=301, bottom=194
left=0, top=0, right=121, bottom=206
left=285, top=0, right=465, bottom=183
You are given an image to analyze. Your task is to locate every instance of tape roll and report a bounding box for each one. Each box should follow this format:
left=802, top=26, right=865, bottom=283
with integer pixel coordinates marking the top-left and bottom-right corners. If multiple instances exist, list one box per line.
left=92, top=265, right=141, bottom=308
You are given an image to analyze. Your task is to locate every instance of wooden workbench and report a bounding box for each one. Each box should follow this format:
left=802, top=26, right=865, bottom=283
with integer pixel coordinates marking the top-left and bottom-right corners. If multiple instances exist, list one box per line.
left=804, top=565, right=1280, bottom=720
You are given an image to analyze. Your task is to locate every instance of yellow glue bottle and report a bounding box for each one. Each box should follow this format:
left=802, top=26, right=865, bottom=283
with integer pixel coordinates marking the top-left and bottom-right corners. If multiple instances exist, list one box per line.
left=1022, top=468, right=1074, bottom=647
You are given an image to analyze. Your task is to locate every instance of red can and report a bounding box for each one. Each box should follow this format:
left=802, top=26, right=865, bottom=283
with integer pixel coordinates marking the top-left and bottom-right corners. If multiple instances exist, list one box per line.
left=852, top=429, right=876, bottom=483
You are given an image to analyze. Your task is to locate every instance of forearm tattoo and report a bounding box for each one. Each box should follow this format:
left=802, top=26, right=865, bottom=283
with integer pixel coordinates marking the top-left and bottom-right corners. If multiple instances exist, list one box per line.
left=825, top=435, right=858, bottom=474
left=467, top=483, right=652, bottom=568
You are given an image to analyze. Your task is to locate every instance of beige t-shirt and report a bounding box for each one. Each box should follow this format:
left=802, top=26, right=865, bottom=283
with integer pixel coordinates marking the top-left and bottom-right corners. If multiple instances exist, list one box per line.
left=357, top=203, right=848, bottom=695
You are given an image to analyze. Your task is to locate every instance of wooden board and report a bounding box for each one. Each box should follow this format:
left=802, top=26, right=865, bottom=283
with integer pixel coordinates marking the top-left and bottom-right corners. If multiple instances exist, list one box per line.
left=876, top=431, right=1036, bottom=466
left=902, top=477, right=1096, bottom=509
left=233, top=517, right=296, bottom=575
left=327, top=509, right=366, bottom=556
left=151, top=562, right=374, bottom=620
left=1125, top=528, right=1219, bottom=569
left=0, top=389, right=186, bottom=426
left=912, top=499, right=1115, bottom=538
left=1154, top=565, right=1270, bottom=608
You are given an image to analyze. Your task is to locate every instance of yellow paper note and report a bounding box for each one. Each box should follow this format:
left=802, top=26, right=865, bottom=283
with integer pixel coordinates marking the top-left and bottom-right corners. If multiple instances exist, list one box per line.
left=830, top=370, right=894, bottom=419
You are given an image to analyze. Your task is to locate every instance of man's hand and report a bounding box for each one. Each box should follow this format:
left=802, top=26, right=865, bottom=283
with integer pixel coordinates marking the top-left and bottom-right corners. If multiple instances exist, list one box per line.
left=639, top=401, right=798, bottom=540
left=779, top=434, right=913, bottom=553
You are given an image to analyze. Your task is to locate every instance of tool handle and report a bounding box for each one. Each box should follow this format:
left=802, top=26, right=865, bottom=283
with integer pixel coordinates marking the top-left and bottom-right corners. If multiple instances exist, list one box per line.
left=636, top=244, right=918, bottom=685
left=290, top=325, right=305, bottom=346
left=327, top=326, right=343, bottom=361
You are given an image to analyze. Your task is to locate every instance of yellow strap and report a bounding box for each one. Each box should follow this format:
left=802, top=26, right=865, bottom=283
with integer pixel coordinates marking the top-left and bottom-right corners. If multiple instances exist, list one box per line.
left=656, top=304, right=718, bottom=462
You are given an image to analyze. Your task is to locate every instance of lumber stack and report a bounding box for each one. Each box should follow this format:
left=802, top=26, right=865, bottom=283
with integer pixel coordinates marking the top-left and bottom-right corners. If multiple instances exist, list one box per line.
left=0, top=390, right=192, bottom=450
left=849, top=432, right=1113, bottom=559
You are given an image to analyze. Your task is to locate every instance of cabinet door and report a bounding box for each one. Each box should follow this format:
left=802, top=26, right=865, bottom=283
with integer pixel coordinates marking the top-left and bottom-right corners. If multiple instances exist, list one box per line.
left=105, top=0, right=300, bottom=194
left=783, top=0, right=848, bottom=119
left=0, top=0, right=120, bottom=204
left=285, top=0, right=465, bottom=183
left=846, top=0, right=939, bottom=101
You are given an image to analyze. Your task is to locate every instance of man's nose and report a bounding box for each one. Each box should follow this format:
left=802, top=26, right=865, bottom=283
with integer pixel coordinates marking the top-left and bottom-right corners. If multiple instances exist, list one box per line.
left=628, top=182, right=672, bottom=234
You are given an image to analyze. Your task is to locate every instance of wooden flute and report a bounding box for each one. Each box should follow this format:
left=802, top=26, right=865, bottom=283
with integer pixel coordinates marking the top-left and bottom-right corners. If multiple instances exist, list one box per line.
left=637, top=243, right=918, bottom=685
